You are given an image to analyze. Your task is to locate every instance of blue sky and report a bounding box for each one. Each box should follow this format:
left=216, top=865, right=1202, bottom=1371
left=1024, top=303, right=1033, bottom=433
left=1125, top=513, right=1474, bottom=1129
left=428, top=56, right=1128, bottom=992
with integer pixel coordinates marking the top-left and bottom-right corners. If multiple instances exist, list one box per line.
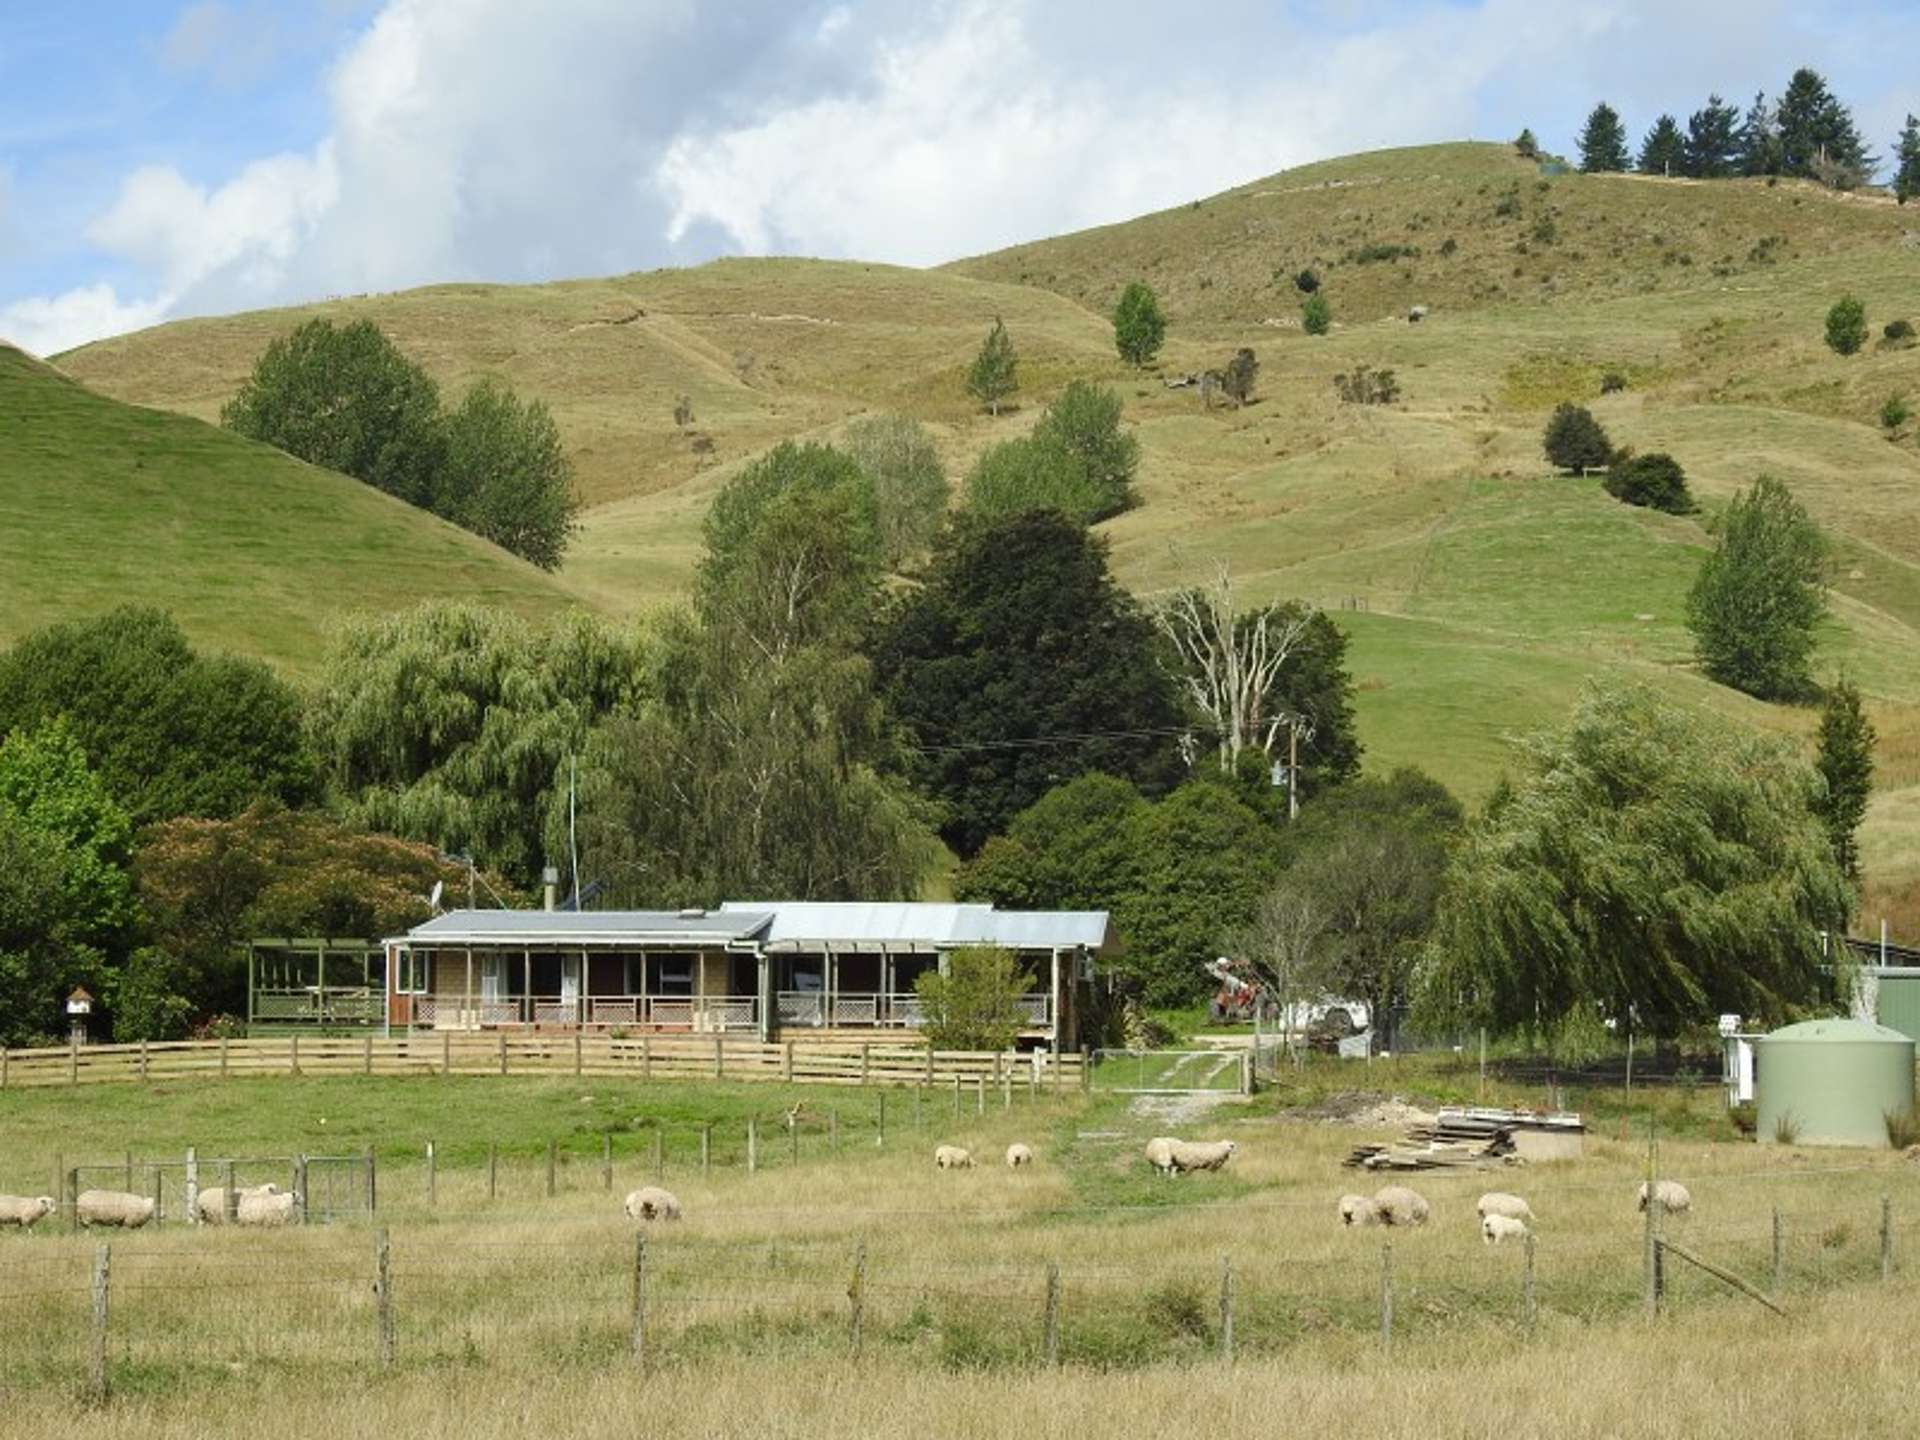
left=3, top=0, right=1916, bottom=355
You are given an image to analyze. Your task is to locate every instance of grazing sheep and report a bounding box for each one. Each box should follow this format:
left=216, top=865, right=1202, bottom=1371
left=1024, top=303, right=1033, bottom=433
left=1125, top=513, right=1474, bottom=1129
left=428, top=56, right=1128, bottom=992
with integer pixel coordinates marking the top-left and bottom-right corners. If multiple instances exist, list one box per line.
left=196, top=1183, right=282, bottom=1226
left=1338, top=1194, right=1382, bottom=1227
left=1005, top=1143, right=1034, bottom=1169
left=1482, top=1214, right=1530, bottom=1246
left=1476, top=1192, right=1536, bottom=1224
left=76, top=1190, right=156, bottom=1229
left=1408, top=304, right=1430, bottom=323
left=934, top=1145, right=975, bottom=1170
left=0, top=1195, right=56, bottom=1229
left=1637, top=1180, right=1691, bottom=1216
left=1372, top=1185, right=1431, bottom=1228
left=237, top=1190, right=297, bottom=1227
left=1144, top=1137, right=1180, bottom=1176
left=623, top=1186, right=682, bottom=1222
left=1166, top=1139, right=1237, bottom=1174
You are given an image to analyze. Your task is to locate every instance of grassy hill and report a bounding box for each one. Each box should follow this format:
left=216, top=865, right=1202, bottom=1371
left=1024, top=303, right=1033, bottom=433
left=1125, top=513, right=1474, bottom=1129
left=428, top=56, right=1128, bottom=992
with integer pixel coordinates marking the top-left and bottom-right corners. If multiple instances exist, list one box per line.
left=43, top=142, right=1920, bottom=921
left=0, top=344, right=581, bottom=672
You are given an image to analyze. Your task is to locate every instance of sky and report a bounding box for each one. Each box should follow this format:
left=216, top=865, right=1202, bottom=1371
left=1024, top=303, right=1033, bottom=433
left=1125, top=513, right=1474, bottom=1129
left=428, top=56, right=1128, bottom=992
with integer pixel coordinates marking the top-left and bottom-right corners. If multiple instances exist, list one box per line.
left=2, top=0, right=1915, bottom=357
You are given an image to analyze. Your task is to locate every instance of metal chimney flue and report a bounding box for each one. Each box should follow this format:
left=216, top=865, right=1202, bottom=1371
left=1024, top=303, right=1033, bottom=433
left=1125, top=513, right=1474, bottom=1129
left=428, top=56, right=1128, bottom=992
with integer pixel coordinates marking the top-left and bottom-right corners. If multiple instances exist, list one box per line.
left=542, top=866, right=560, bottom=913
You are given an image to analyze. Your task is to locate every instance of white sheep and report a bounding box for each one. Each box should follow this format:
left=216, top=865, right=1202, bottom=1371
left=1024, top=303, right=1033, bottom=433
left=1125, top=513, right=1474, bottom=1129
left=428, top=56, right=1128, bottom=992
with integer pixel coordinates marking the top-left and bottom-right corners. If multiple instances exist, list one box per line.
left=1476, top=1192, right=1535, bottom=1224
left=1166, top=1139, right=1237, bottom=1174
left=1144, top=1137, right=1180, bottom=1176
left=1005, top=1143, right=1034, bottom=1169
left=1481, top=1214, right=1530, bottom=1246
left=934, top=1145, right=975, bottom=1170
left=196, top=1183, right=282, bottom=1225
left=1372, top=1184, right=1431, bottom=1227
left=0, top=1195, right=56, bottom=1228
left=1637, top=1180, right=1692, bottom=1216
left=623, top=1186, right=682, bottom=1222
left=76, top=1190, right=156, bottom=1229
left=236, top=1190, right=297, bottom=1227
left=1338, top=1193, right=1382, bottom=1227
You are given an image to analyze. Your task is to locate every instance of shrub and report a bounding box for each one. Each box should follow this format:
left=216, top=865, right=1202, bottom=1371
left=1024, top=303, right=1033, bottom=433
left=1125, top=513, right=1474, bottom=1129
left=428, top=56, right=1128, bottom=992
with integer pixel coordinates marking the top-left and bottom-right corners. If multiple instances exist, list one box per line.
left=1885, top=318, right=1916, bottom=343
left=1439, top=236, right=1458, bottom=256
left=1514, top=128, right=1539, bottom=159
left=1600, top=370, right=1628, bottom=394
left=1293, top=268, right=1320, bottom=294
left=1604, top=452, right=1694, bottom=514
left=1301, top=294, right=1332, bottom=336
left=1345, top=242, right=1419, bottom=265
left=1531, top=214, right=1558, bottom=246
left=1883, top=395, right=1911, bottom=432
left=1825, top=295, right=1868, bottom=356
left=1887, top=1108, right=1920, bottom=1149
left=1686, top=476, right=1828, bottom=702
left=1492, top=188, right=1521, bottom=218
left=1332, top=366, right=1400, bottom=405
left=1221, top=348, right=1259, bottom=406
left=913, top=945, right=1028, bottom=1050
left=1542, top=403, right=1613, bottom=472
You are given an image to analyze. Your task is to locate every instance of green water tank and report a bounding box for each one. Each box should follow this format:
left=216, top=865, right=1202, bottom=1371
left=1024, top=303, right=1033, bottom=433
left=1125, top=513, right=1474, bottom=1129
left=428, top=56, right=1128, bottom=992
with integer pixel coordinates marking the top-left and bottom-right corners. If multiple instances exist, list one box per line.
left=1755, top=1017, right=1916, bottom=1148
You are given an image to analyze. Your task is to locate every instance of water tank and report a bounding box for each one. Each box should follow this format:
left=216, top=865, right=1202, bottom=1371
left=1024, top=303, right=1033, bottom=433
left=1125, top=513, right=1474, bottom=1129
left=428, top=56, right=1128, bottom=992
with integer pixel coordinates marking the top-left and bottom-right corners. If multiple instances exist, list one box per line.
left=1755, top=1017, right=1916, bottom=1147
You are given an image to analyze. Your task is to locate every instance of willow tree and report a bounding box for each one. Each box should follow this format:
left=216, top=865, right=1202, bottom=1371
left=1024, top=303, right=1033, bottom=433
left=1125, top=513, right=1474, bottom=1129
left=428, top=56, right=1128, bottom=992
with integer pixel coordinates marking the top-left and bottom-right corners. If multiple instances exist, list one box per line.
left=307, top=604, right=642, bottom=886
left=1417, top=685, right=1850, bottom=1041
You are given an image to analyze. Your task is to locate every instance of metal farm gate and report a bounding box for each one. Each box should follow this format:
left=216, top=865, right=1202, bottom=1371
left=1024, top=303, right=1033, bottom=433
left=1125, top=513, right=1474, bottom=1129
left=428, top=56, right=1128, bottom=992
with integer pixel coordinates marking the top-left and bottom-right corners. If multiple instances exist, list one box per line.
left=1088, top=1048, right=1250, bottom=1095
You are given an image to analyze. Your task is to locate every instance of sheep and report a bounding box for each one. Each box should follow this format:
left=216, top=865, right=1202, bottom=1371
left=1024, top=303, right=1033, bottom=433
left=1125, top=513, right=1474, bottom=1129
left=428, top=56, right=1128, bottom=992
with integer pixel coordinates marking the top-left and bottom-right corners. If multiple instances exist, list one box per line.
left=196, top=1183, right=282, bottom=1226
left=1372, top=1184, right=1431, bottom=1228
left=1482, top=1214, right=1530, bottom=1246
left=1637, top=1180, right=1692, bottom=1216
left=934, top=1145, right=975, bottom=1170
left=76, top=1190, right=156, bottom=1229
left=1144, top=1137, right=1180, bottom=1176
left=236, top=1190, right=297, bottom=1227
left=1005, top=1143, right=1034, bottom=1169
left=1166, top=1139, right=1237, bottom=1174
left=623, top=1186, right=682, bottom=1222
left=1338, top=1193, right=1382, bottom=1227
left=0, top=1195, right=56, bottom=1228
left=1476, top=1192, right=1536, bottom=1224
left=1408, top=304, right=1430, bottom=323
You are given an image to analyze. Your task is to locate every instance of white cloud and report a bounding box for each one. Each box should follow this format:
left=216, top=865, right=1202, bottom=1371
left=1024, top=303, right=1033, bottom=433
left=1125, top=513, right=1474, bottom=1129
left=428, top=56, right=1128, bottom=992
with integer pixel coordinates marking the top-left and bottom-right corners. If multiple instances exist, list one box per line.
left=161, top=2, right=283, bottom=88
left=0, top=284, right=175, bottom=359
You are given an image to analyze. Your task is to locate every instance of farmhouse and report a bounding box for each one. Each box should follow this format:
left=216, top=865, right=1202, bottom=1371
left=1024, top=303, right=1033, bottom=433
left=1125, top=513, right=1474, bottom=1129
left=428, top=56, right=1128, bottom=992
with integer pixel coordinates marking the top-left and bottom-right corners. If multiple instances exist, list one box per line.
left=250, top=903, right=1113, bottom=1048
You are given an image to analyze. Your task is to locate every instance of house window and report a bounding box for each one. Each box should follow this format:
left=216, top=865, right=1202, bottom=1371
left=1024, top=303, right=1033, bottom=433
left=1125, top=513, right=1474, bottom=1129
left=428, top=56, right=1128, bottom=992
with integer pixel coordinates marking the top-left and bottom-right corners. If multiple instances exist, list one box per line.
left=395, top=951, right=428, bottom=995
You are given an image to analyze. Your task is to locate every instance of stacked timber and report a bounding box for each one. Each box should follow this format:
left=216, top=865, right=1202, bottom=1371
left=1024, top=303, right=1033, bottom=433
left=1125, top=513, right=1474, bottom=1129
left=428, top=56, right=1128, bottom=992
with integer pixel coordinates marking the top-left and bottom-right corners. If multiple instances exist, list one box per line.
left=1342, top=1107, right=1584, bottom=1170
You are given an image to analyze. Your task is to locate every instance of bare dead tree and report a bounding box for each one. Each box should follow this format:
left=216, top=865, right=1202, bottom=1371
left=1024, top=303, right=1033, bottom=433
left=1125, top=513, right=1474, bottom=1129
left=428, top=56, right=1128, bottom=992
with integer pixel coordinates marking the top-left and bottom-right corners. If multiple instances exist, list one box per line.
left=1153, top=561, right=1311, bottom=773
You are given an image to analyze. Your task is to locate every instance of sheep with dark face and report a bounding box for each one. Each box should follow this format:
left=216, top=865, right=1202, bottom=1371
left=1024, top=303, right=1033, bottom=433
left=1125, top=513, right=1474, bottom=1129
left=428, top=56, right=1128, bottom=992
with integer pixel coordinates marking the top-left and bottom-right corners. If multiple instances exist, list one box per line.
left=1482, top=1214, right=1529, bottom=1246
left=1372, top=1185, right=1430, bottom=1227
left=934, top=1146, right=975, bottom=1170
left=624, top=1187, right=682, bottom=1222
left=1338, top=1194, right=1381, bottom=1227
left=1005, top=1144, right=1034, bottom=1168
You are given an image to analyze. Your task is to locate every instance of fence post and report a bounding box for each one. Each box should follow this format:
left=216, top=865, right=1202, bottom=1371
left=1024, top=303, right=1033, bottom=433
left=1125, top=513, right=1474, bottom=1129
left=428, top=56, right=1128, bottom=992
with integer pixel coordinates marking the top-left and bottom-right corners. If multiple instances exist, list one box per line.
left=1219, top=1254, right=1234, bottom=1364
left=714, top=1034, right=724, bottom=1081
left=151, top=1163, right=164, bottom=1222
left=1379, top=1241, right=1394, bottom=1355
left=224, top=1160, right=238, bottom=1224
left=1043, top=1261, right=1061, bottom=1367
left=862, top=1043, right=871, bottom=1087
left=630, top=1232, right=647, bottom=1366
left=498, top=1031, right=507, bottom=1076
left=1523, top=1232, right=1537, bottom=1332
left=547, top=1138, right=557, bottom=1198
left=975, top=1076, right=985, bottom=1115
left=375, top=1228, right=395, bottom=1369
left=426, top=1143, right=436, bottom=1209
left=748, top=1118, right=758, bottom=1174
left=366, top=1146, right=377, bottom=1214
left=139, top=1039, right=149, bottom=1083
left=876, top=1093, right=886, bottom=1148
left=68, top=1031, right=78, bottom=1085
left=653, top=1129, right=664, bottom=1183
left=220, top=1034, right=229, bottom=1079
left=784, top=1041, right=794, bottom=1082
left=442, top=1031, right=450, bottom=1077
left=642, top=1034, right=652, bottom=1081
left=1882, top=1195, right=1894, bottom=1282
left=124, top=1148, right=133, bottom=1192
left=701, top=1124, right=712, bottom=1177
left=184, top=1147, right=198, bottom=1227
left=88, top=1242, right=110, bottom=1405
left=296, top=1154, right=309, bottom=1223
left=488, top=1141, right=497, bottom=1201
left=849, top=1239, right=867, bottom=1356
left=603, top=1133, right=613, bottom=1191
left=67, top=1165, right=79, bottom=1233
left=363, top=1033, right=373, bottom=1076
left=1643, top=1196, right=1662, bottom=1319
left=574, top=1032, right=583, bottom=1078
left=290, top=1033, right=299, bottom=1076
left=951, top=1074, right=960, bottom=1116
left=1772, top=1206, right=1783, bottom=1292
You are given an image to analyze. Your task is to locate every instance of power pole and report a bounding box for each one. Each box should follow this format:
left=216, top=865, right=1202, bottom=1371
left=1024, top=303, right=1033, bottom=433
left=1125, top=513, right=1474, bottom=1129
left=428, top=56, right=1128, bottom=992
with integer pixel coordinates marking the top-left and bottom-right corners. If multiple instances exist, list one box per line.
left=1287, top=721, right=1299, bottom=822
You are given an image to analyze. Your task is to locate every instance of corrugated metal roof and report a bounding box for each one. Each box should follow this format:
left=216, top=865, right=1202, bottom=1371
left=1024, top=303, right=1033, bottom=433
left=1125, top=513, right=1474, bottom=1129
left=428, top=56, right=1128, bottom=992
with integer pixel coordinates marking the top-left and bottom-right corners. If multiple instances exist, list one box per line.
left=718, top=901, right=1111, bottom=951
left=397, top=909, right=772, bottom=946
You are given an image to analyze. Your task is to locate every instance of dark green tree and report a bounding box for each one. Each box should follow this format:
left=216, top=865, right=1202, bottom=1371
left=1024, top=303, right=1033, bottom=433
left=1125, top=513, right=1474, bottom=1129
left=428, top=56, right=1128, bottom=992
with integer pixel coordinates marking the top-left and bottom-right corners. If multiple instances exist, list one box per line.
left=1577, top=102, right=1631, bottom=172
left=222, top=318, right=446, bottom=508
left=1811, top=678, right=1875, bottom=888
left=1685, top=476, right=1828, bottom=701
left=870, top=510, right=1185, bottom=856
left=1542, top=402, right=1613, bottom=472
left=1894, top=115, right=1920, bottom=204
left=1112, top=281, right=1167, bottom=366
left=1775, top=66, right=1872, bottom=182
left=1418, top=686, right=1849, bottom=1040
left=1683, top=94, right=1743, bottom=177
left=1604, top=452, right=1695, bottom=513
left=0, top=607, right=312, bottom=825
left=842, top=414, right=949, bottom=568
left=438, top=378, right=580, bottom=570
left=1301, top=293, right=1331, bottom=336
left=955, top=773, right=1144, bottom=912
left=1826, top=295, right=1868, bottom=356
left=1638, top=114, right=1685, bottom=175
left=1737, top=91, right=1781, bottom=175
left=966, top=317, right=1019, bottom=416
left=1514, top=129, right=1540, bottom=159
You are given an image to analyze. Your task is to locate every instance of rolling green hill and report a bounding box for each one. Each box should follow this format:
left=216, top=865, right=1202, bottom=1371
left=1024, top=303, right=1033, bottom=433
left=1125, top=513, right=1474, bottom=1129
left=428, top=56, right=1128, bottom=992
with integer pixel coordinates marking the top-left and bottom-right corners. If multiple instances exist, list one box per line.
left=0, top=344, right=581, bottom=672
left=42, top=141, right=1920, bottom=920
